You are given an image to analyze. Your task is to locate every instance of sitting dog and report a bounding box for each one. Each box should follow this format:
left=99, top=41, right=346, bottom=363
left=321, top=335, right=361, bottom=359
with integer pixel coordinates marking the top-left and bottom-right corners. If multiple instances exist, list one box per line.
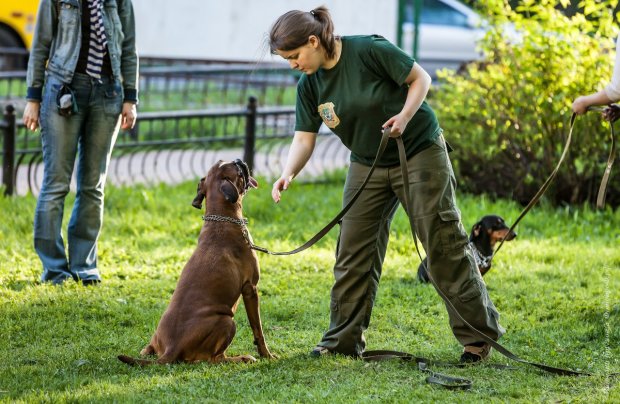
left=417, top=214, right=517, bottom=283
left=119, top=159, right=275, bottom=365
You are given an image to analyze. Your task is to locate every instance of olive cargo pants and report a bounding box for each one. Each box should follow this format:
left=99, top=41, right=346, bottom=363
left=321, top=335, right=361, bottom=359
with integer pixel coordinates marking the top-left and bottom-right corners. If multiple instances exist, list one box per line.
left=317, top=135, right=505, bottom=356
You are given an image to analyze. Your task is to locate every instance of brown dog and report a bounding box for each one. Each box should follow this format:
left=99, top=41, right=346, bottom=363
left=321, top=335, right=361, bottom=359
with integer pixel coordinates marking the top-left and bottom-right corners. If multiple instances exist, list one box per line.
left=118, top=159, right=275, bottom=365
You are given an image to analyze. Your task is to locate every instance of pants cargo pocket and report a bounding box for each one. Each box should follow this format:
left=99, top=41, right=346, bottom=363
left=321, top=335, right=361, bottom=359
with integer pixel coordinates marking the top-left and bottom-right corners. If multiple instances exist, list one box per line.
left=438, top=208, right=468, bottom=253
left=458, top=278, right=482, bottom=303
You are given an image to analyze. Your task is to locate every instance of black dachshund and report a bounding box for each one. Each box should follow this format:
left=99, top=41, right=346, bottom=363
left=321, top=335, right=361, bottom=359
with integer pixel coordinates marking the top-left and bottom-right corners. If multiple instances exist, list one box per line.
left=417, top=215, right=517, bottom=283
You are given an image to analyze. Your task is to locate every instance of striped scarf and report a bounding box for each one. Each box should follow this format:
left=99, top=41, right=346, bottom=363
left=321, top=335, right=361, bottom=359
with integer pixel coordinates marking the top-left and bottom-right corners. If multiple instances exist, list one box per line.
left=85, top=0, right=108, bottom=81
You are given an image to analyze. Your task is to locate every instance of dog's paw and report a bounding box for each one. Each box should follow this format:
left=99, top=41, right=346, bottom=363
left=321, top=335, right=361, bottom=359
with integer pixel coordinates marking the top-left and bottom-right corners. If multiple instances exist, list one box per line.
left=240, top=354, right=257, bottom=363
left=261, top=351, right=278, bottom=360
left=259, top=348, right=278, bottom=359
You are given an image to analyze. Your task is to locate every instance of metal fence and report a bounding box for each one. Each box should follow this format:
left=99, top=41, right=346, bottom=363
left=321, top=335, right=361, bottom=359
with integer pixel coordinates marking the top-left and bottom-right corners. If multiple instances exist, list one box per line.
left=0, top=62, right=298, bottom=112
left=1, top=99, right=350, bottom=196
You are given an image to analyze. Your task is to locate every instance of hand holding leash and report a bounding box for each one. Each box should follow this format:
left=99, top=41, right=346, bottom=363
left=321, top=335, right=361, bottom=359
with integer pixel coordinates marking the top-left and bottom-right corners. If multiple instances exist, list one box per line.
left=382, top=125, right=402, bottom=138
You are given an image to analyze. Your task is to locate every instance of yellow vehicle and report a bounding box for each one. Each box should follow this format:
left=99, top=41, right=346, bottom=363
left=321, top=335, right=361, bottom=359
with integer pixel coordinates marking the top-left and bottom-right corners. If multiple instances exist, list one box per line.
left=0, top=0, right=38, bottom=69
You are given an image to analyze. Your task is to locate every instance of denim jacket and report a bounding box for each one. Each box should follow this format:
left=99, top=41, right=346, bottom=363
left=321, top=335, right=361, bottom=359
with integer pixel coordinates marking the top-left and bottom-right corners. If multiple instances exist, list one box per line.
left=26, top=0, right=138, bottom=103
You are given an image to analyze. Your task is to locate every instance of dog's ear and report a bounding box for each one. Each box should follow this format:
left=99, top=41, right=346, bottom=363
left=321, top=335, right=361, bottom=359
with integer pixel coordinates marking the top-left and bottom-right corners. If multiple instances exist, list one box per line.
left=191, top=177, right=206, bottom=209
left=248, top=176, right=258, bottom=189
left=220, top=180, right=239, bottom=203
left=472, top=223, right=482, bottom=237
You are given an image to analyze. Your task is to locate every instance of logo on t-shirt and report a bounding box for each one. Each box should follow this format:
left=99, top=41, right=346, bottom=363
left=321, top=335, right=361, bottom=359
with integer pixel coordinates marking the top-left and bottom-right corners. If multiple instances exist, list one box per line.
left=318, top=102, right=340, bottom=129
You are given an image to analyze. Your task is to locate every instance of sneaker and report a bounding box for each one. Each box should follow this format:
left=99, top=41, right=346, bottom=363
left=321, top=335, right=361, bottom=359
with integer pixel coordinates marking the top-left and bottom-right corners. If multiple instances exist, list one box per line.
left=310, top=346, right=332, bottom=357
left=460, top=343, right=491, bottom=364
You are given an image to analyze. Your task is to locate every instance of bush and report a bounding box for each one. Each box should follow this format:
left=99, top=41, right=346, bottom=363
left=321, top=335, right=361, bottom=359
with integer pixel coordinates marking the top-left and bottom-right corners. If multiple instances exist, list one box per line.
left=431, top=0, right=619, bottom=207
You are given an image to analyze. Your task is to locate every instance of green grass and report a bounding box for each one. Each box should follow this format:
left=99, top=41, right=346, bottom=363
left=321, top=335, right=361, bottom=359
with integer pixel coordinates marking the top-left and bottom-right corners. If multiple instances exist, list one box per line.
left=1, top=178, right=618, bottom=403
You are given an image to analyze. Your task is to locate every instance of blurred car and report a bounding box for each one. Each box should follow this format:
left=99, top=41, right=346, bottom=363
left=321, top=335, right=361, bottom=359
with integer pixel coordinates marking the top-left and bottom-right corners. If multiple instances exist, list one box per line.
left=400, top=0, right=485, bottom=78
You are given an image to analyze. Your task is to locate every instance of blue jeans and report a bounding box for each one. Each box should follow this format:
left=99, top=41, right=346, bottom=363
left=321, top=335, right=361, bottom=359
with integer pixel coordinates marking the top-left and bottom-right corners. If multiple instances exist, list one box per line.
left=35, top=73, right=122, bottom=284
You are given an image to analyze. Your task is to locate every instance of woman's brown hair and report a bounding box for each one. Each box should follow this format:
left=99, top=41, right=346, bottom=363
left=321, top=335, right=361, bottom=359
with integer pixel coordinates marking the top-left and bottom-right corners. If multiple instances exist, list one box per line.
left=269, top=6, right=337, bottom=59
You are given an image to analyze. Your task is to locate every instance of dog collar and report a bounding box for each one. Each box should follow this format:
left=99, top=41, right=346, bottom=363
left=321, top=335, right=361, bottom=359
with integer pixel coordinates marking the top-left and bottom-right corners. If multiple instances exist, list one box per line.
left=470, top=243, right=492, bottom=269
left=202, top=214, right=257, bottom=249
left=202, top=214, right=248, bottom=226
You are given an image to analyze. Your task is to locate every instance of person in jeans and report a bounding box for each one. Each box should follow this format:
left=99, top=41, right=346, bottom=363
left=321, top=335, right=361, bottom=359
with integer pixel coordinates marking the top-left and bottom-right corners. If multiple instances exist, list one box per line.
left=22, top=0, right=138, bottom=285
left=573, top=34, right=620, bottom=122
left=269, top=6, right=505, bottom=363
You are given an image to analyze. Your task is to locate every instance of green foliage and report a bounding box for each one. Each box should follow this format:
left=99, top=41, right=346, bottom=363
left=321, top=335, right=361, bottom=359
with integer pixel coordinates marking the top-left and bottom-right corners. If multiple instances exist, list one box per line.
left=431, top=0, right=619, bottom=206
left=0, top=180, right=619, bottom=402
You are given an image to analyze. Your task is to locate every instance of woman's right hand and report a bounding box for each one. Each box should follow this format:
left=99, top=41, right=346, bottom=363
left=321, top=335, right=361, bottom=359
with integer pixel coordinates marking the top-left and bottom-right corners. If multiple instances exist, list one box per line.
left=23, top=101, right=41, bottom=131
left=272, top=177, right=291, bottom=203
left=571, top=96, right=591, bottom=115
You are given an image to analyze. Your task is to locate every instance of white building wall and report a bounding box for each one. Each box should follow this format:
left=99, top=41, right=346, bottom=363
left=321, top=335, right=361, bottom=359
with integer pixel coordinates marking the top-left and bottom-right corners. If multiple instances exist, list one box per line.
left=132, top=0, right=399, bottom=62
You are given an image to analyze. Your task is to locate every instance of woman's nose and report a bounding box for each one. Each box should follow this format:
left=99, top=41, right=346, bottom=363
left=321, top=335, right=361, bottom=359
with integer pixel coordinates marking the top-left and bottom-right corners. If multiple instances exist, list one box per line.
left=288, top=59, right=298, bottom=69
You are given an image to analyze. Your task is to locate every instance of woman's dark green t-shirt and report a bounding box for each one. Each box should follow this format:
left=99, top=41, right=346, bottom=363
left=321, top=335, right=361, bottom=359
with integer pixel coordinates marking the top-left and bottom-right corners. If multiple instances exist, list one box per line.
left=295, top=35, right=441, bottom=167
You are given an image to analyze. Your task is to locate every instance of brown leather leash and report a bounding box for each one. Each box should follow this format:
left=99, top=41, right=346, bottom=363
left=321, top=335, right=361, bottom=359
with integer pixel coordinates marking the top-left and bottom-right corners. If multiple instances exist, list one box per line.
left=363, top=132, right=591, bottom=389
left=591, top=107, right=617, bottom=209
left=249, top=129, right=391, bottom=256
left=494, top=109, right=617, bottom=258
left=249, top=115, right=616, bottom=387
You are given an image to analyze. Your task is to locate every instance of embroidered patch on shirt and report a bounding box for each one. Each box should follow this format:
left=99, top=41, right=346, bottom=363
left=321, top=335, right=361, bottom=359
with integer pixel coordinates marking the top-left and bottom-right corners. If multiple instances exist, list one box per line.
left=318, top=102, right=340, bottom=129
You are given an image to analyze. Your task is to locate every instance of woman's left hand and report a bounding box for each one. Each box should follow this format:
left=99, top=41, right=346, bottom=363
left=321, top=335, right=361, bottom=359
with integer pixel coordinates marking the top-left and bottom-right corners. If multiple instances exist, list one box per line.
left=121, top=102, right=137, bottom=129
left=382, top=114, right=409, bottom=137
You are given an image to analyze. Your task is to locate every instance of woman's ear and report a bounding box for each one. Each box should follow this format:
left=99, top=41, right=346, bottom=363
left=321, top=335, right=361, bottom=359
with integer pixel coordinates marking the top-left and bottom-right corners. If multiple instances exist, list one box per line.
left=308, top=35, right=320, bottom=48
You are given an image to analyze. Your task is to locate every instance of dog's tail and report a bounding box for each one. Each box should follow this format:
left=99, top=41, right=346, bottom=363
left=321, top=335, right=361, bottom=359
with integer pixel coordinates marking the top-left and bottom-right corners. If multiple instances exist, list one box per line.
left=118, top=354, right=159, bottom=366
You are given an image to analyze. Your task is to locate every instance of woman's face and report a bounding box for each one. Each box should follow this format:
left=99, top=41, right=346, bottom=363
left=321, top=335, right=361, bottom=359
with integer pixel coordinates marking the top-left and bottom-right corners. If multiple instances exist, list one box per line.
left=276, top=35, right=323, bottom=75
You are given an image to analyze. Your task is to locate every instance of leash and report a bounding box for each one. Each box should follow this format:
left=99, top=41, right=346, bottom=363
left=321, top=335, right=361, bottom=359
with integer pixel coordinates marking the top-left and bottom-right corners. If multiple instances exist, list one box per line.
left=246, top=117, right=615, bottom=386
left=589, top=107, right=617, bottom=209
left=371, top=133, right=592, bottom=382
left=249, top=129, right=391, bottom=255
left=494, top=109, right=617, bottom=257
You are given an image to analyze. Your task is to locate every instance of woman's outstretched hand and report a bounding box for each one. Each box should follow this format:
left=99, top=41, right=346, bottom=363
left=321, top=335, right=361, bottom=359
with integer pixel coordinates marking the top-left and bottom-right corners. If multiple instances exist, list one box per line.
left=272, top=177, right=291, bottom=203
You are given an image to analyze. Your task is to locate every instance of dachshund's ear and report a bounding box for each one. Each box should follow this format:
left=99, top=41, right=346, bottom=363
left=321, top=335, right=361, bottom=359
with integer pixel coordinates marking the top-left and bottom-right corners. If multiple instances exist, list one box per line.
left=220, top=181, right=239, bottom=203
left=191, top=177, right=206, bottom=209
left=472, top=223, right=482, bottom=237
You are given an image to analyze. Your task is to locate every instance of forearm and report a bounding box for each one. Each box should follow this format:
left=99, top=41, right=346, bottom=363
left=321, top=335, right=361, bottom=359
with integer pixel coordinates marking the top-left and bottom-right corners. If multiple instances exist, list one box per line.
left=583, top=90, right=613, bottom=107
left=26, top=0, right=55, bottom=101
left=400, top=66, right=431, bottom=121
left=119, top=0, right=139, bottom=103
left=573, top=90, right=613, bottom=114
left=281, top=132, right=316, bottom=180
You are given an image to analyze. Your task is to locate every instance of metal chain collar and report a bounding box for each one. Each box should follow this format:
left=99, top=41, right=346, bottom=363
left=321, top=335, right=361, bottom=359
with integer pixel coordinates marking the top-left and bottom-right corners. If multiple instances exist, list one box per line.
left=202, top=214, right=260, bottom=249
left=202, top=214, right=248, bottom=226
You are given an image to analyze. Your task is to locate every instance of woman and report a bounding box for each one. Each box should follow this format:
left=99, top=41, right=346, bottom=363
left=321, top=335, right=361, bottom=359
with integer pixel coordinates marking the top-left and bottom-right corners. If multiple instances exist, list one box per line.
left=22, top=0, right=138, bottom=285
left=269, top=6, right=505, bottom=362
left=573, top=34, right=620, bottom=121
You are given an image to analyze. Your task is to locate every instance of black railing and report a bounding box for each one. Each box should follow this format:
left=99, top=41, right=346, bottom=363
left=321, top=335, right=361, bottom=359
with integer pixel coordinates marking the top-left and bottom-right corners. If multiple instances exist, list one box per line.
left=1, top=100, right=350, bottom=196
left=1, top=104, right=16, bottom=196
left=0, top=63, right=299, bottom=111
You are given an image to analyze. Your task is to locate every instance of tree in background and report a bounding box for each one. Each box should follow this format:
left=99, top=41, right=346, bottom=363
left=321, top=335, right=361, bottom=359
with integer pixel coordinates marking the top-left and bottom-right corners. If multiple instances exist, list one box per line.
left=431, top=0, right=619, bottom=207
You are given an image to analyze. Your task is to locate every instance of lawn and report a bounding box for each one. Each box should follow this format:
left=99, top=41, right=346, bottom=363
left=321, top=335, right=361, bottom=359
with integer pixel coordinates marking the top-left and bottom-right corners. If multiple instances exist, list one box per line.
left=1, top=177, right=618, bottom=403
